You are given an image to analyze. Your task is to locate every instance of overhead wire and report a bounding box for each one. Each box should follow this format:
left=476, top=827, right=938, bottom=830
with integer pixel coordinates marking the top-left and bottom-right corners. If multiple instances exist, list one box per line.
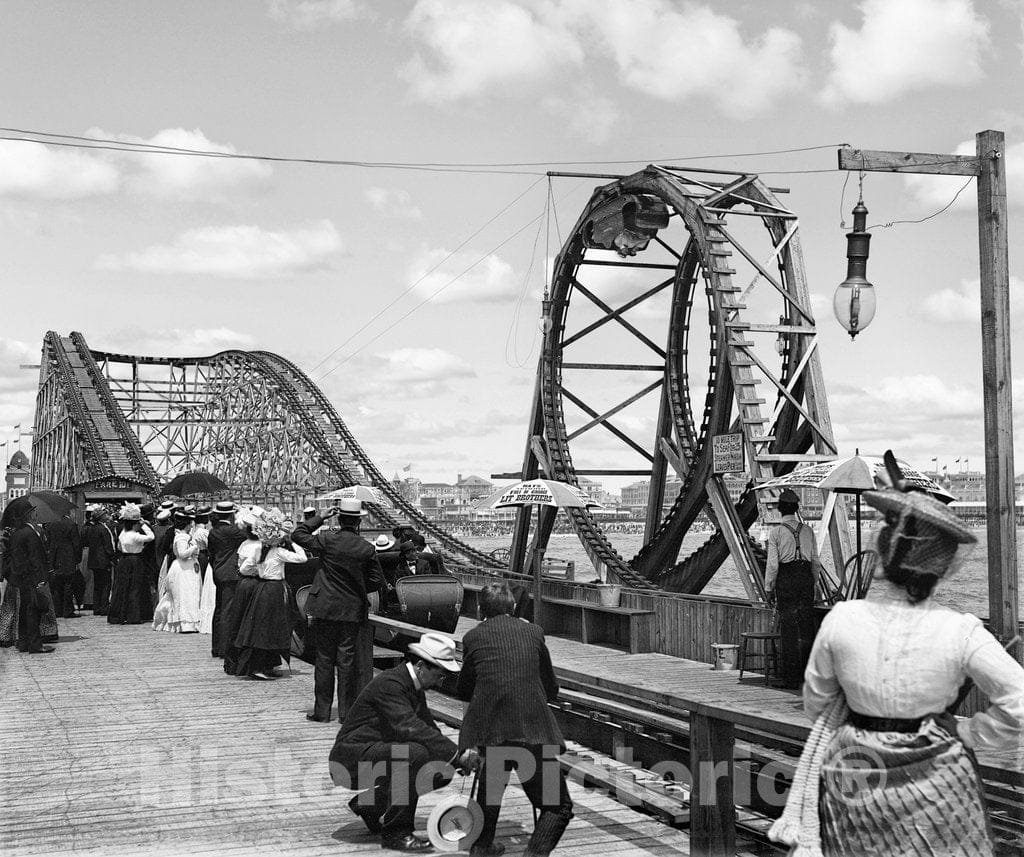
left=0, top=127, right=845, bottom=171
left=308, top=175, right=545, bottom=376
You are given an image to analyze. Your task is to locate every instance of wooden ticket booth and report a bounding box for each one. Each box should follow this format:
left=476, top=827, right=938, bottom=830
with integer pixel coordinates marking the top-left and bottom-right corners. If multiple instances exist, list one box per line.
left=66, top=476, right=153, bottom=522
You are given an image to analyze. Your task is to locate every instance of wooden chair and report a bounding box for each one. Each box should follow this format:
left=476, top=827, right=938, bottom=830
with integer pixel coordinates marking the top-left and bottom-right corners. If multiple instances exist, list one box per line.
left=841, top=550, right=879, bottom=600
left=737, top=632, right=781, bottom=684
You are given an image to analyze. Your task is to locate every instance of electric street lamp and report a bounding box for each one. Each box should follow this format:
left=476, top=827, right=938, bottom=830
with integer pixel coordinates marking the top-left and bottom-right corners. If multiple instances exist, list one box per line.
left=833, top=198, right=876, bottom=339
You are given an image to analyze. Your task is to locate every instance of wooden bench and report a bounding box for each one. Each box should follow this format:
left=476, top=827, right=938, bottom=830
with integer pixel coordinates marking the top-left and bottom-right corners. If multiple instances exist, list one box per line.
left=459, top=582, right=655, bottom=654
left=540, top=596, right=655, bottom=654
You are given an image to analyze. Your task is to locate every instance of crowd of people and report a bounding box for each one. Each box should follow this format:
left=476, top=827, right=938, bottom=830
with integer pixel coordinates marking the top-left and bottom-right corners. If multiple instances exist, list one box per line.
left=4, top=476, right=1024, bottom=855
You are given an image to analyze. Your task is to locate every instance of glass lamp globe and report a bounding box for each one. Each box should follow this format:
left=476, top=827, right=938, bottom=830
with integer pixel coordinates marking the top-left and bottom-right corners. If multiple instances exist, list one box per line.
left=833, top=277, right=876, bottom=339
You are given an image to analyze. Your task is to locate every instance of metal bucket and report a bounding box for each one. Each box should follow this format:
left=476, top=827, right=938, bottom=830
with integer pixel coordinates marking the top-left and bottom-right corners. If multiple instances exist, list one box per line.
left=597, top=583, right=622, bottom=608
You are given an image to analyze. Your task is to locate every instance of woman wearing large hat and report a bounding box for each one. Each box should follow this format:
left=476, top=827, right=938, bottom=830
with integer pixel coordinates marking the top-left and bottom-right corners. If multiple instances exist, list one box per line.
left=108, top=503, right=155, bottom=625
left=772, top=488, right=1024, bottom=856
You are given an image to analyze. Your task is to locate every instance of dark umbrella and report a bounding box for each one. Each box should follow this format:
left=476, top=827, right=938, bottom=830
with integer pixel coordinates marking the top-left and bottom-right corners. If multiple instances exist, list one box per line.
left=160, top=471, right=230, bottom=498
left=1, top=490, right=75, bottom=528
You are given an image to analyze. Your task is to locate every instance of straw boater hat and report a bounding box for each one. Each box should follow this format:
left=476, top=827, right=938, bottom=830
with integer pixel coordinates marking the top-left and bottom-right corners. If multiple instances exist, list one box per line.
left=303, top=506, right=317, bottom=519
left=407, top=633, right=460, bottom=672
left=374, top=534, right=396, bottom=551
left=862, top=489, right=976, bottom=576
left=212, top=500, right=238, bottom=516
left=336, top=498, right=367, bottom=518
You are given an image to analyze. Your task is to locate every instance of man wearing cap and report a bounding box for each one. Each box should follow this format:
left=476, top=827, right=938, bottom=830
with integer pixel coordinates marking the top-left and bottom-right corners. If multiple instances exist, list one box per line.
left=207, top=501, right=246, bottom=659
left=764, top=488, right=824, bottom=688
left=292, top=499, right=385, bottom=723
left=331, top=632, right=479, bottom=852
left=83, top=506, right=117, bottom=616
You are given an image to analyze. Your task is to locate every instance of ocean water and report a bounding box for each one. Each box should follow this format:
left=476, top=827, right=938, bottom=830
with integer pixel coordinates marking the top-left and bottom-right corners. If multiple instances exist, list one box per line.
left=461, top=525, right=1024, bottom=619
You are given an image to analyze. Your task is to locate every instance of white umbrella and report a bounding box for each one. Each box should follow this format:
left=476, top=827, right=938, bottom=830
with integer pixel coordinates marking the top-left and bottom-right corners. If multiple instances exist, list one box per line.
left=316, top=485, right=392, bottom=506
left=491, top=479, right=602, bottom=511
left=490, top=479, right=601, bottom=625
left=756, top=453, right=956, bottom=593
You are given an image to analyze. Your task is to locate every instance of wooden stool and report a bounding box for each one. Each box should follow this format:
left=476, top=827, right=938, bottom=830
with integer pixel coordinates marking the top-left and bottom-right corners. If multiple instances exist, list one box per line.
left=738, top=632, right=781, bottom=684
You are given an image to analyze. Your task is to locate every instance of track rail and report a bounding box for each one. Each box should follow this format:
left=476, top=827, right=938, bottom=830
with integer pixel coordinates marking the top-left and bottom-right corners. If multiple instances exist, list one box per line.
left=249, top=351, right=503, bottom=569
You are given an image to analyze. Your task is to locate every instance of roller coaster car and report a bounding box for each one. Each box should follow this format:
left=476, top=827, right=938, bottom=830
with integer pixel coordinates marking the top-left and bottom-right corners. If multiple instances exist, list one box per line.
left=584, top=193, right=669, bottom=257
left=292, top=574, right=464, bottom=665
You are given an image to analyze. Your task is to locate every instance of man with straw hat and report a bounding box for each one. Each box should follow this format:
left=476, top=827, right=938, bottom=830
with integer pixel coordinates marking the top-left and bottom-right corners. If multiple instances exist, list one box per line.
left=331, top=632, right=479, bottom=852
left=207, top=500, right=246, bottom=659
left=292, top=498, right=385, bottom=723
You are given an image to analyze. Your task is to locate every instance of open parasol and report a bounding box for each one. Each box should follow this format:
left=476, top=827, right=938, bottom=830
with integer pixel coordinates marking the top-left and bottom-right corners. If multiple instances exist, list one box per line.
left=1, top=490, right=75, bottom=529
left=490, top=479, right=601, bottom=625
left=160, top=471, right=230, bottom=498
left=316, top=485, right=391, bottom=507
left=756, top=451, right=956, bottom=592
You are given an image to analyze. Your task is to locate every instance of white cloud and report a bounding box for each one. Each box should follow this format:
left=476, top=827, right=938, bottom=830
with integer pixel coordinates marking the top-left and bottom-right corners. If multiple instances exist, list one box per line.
left=96, top=220, right=343, bottom=279
left=376, top=348, right=475, bottom=387
left=822, top=0, right=989, bottom=105
left=101, top=327, right=256, bottom=355
left=88, top=127, right=272, bottom=200
left=904, top=139, right=1024, bottom=212
left=0, top=337, right=40, bottom=432
left=0, top=140, right=119, bottom=199
left=401, top=0, right=584, bottom=102
left=571, top=0, right=805, bottom=116
left=922, top=276, right=1024, bottom=323
left=406, top=246, right=521, bottom=304
left=365, top=187, right=423, bottom=219
left=267, top=0, right=364, bottom=28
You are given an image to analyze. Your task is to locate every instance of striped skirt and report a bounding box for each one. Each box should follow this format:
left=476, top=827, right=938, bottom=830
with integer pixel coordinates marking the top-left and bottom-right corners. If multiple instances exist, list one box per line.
left=820, top=717, right=993, bottom=856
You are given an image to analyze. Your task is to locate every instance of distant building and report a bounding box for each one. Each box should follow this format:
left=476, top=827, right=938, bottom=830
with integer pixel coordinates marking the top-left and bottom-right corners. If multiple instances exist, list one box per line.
left=2, top=450, right=31, bottom=514
left=454, top=474, right=494, bottom=502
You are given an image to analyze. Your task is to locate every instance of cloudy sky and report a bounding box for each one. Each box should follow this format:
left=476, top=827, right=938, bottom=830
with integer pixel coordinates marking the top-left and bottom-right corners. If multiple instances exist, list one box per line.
left=1, top=0, right=1022, bottom=491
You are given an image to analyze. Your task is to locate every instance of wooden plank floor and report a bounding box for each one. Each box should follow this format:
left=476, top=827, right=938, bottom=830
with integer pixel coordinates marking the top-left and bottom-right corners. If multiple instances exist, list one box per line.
left=0, top=614, right=700, bottom=857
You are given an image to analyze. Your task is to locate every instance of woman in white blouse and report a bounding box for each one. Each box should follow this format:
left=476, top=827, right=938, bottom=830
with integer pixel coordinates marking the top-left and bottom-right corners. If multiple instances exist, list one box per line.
left=797, top=489, right=1024, bottom=856
left=109, top=504, right=155, bottom=625
left=230, top=515, right=305, bottom=680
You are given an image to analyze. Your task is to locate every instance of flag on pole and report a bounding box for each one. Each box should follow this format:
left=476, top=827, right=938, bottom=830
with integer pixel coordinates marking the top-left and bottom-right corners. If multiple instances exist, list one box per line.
left=402, top=464, right=412, bottom=472
left=12, top=424, right=19, bottom=432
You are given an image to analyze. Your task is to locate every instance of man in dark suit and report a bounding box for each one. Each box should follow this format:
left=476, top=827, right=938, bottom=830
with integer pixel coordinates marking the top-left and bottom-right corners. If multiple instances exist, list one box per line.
left=291, top=498, right=384, bottom=723
left=207, top=500, right=246, bottom=659
left=331, top=633, right=479, bottom=852
left=9, top=508, right=54, bottom=654
left=46, top=512, right=82, bottom=618
left=457, top=582, right=573, bottom=857
left=83, top=505, right=117, bottom=615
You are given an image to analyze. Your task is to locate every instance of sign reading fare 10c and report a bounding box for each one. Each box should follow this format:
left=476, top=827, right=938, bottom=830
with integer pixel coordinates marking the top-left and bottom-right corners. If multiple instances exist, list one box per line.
left=712, top=433, right=745, bottom=475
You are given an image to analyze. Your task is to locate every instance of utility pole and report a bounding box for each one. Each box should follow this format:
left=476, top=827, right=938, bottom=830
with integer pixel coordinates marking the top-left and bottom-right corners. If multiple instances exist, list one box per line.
left=839, top=131, right=1018, bottom=656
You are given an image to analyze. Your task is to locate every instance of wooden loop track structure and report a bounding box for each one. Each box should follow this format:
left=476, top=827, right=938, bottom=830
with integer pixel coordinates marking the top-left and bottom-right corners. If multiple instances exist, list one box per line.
left=509, top=166, right=848, bottom=596
left=30, top=331, right=502, bottom=570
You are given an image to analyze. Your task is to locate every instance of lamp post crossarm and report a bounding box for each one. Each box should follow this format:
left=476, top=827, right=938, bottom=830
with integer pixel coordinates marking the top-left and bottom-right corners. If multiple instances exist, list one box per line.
left=838, top=148, right=980, bottom=176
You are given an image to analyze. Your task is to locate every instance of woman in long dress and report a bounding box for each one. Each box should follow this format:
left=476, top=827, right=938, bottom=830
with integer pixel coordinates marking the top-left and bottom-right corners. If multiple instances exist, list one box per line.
left=232, top=534, right=305, bottom=680
left=108, top=504, right=155, bottom=625
left=153, top=510, right=203, bottom=633
left=222, top=511, right=264, bottom=674
left=773, top=488, right=1024, bottom=856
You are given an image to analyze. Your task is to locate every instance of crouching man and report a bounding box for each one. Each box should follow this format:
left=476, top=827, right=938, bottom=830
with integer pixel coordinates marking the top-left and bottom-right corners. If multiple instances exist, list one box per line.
left=330, top=632, right=479, bottom=852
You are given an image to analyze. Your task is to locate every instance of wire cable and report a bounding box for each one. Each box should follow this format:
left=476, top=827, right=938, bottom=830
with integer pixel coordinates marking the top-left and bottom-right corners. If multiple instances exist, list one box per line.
left=867, top=177, right=974, bottom=230
left=1, top=126, right=845, bottom=172
left=307, top=176, right=545, bottom=375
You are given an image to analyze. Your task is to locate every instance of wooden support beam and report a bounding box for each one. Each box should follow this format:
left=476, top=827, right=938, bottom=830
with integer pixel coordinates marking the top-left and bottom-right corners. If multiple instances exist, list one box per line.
left=839, top=131, right=1018, bottom=656
left=838, top=147, right=980, bottom=176
left=689, top=712, right=736, bottom=857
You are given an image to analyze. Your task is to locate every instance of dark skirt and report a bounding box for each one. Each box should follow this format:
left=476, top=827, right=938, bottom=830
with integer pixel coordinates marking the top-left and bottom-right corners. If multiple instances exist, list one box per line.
left=231, top=579, right=298, bottom=676
left=108, top=554, right=153, bottom=625
left=223, top=576, right=261, bottom=675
